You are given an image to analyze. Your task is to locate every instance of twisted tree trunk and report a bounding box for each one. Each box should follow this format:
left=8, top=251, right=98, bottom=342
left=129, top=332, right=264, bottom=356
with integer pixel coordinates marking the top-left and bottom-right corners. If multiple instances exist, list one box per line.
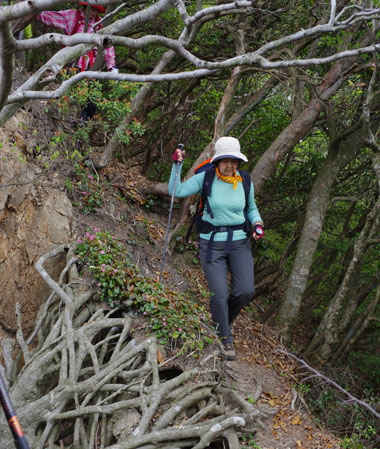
left=275, top=125, right=366, bottom=343
left=305, top=195, right=380, bottom=360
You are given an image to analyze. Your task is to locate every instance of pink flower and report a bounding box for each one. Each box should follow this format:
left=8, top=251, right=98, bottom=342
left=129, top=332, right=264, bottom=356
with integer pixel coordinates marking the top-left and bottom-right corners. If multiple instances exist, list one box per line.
left=178, top=328, right=182, bottom=332
left=112, top=236, right=116, bottom=240
left=101, top=263, right=106, bottom=272
left=90, top=235, right=96, bottom=241
left=113, top=269, right=117, bottom=273
left=77, top=238, right=82, bottom=243
left=100, top=250, right=105, bottom=255
left=85, top=232, right=91, bottom=238
left=94, top=228, right=100, bottom=232
left=88, top=174, right=94, bottom=180
left=82, top=191, right=87, bottom=195
left=97, top=282, right=101, bottom=286
left=143, top=311, right=147, bottom=315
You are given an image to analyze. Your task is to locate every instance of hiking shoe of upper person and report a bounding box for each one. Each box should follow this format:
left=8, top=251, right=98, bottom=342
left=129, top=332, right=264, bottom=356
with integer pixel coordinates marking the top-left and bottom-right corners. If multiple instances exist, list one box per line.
left=223, top=343, right=235, bottom=361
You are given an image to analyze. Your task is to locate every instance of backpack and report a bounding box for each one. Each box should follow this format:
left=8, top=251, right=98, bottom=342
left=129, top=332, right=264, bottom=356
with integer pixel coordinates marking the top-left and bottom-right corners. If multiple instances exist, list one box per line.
left=186, top=160, right=252, bottom=242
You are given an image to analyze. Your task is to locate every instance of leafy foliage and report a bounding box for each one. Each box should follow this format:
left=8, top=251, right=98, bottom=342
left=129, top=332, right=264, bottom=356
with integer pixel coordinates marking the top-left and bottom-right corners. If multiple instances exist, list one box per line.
left=74, top=162, right=104, bottom=214
left=175, top=236, right=200, bottom=265
left=303, top=367, right=379, bottom=449
left=241, top=433, right=263, bottom=448
left=57, top=79, right=145, bottom=145
left=76, top=229, right=214, bottom=353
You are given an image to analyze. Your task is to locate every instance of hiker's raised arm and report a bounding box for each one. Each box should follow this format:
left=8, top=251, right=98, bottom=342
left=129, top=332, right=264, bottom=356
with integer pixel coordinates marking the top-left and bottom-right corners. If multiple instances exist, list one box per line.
left=168, top=161, right=203, bottom=198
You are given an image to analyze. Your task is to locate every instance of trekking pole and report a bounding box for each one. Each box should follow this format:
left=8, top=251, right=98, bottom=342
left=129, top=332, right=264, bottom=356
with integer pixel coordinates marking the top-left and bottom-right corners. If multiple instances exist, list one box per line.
left=0, top=370, right=30, bottom=449
left=159, top=143, right=184, bottom=283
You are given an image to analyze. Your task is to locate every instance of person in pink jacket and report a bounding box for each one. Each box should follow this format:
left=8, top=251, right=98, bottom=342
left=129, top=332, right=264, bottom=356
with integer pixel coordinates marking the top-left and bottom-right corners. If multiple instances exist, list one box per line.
left=36, top=2, right=117, bottom=72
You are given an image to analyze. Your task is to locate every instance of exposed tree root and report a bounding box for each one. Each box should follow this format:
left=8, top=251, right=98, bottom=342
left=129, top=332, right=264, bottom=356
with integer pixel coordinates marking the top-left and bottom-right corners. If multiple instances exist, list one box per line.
left=0, top=245, right=277, bottom=448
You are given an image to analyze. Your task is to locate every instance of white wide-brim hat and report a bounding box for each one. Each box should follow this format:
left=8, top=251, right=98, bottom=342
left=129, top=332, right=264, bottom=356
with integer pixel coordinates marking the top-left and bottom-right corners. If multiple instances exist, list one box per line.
left=211, top=136, right=248, bottom=163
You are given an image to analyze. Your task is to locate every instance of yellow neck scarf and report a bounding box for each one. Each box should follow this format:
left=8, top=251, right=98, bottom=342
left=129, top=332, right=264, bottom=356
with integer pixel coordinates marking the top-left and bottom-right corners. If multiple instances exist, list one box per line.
left=216, top=166, right=242, bottom=190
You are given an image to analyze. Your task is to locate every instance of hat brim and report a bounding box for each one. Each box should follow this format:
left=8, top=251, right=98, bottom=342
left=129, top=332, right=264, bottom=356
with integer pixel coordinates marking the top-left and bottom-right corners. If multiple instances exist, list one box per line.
left=211, top=154, right=248, bottom=164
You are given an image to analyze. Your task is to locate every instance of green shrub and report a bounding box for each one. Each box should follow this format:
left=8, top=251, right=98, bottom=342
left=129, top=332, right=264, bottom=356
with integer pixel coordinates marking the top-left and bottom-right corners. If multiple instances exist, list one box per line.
left=175, top=236, right=200, bottom=265
left=74, top=162, right=104, bottom=214
left=57, top=79, right=145, bottom=145
left=76, top=229, right=214, bottom=354
left=303, top=367, right=379, bottom=449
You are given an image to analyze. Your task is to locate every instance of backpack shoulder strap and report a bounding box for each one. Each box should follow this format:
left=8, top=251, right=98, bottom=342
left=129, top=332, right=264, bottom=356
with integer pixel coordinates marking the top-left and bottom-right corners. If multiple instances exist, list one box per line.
left=201, top=165, right=216, bottom=218
left=239, top=170, right=252, bottom=207
left=202, top=165, right=215, bottom=197
left=240, top=170, right=252, bottom=232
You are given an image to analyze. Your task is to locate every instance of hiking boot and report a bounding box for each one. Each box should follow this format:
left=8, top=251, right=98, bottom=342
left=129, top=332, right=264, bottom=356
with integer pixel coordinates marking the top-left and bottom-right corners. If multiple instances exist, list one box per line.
left=223, top=342, right=235, bottom=361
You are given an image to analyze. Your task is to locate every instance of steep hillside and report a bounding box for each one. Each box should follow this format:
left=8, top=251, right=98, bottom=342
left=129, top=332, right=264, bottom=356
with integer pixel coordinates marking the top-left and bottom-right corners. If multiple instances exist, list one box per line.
left=0, top=102, right=344, bottom=448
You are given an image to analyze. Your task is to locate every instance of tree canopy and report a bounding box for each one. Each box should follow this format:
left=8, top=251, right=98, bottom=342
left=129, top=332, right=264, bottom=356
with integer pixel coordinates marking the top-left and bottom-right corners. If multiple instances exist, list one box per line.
left=3, top=1, right=380, bottom=119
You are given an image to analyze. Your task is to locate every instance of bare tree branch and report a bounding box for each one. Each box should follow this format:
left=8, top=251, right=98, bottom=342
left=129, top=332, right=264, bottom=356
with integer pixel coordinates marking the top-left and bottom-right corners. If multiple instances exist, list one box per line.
left=0, top=21, right=14, bottom=110
left=6, top=68, right=218, bottom=104
left=3, top=0, right=380, bottom=118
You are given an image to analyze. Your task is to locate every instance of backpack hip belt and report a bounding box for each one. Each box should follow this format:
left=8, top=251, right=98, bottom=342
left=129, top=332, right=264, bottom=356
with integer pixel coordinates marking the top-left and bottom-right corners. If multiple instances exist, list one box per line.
left=200, top=222, right=250, bottom=263
left=187, top=162, right=252, bottom=263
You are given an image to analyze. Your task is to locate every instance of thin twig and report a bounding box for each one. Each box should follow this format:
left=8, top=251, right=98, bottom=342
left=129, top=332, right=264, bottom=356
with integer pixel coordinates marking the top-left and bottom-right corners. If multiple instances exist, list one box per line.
left=278, top=350, right=380, bottom=419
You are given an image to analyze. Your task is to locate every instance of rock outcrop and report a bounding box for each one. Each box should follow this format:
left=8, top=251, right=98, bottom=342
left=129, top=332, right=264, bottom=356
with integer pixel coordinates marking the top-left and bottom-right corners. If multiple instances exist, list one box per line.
left=0, top=112, right=73, bottom=335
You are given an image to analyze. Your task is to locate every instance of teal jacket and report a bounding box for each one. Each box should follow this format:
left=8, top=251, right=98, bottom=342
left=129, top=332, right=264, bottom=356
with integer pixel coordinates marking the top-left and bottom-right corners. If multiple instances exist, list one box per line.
left=168, top=163, right=262, bottom=242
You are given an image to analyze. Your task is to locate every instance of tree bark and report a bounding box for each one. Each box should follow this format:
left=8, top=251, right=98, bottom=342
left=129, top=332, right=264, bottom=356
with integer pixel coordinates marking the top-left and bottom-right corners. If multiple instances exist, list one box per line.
left=275, top=125, right=368, bottom=343
left=0, top=0, right=174, bottom=125
left=305, top=199, right=379, bottom=360
left=304, top=147, right=380, bottom=359
left=0, top=21, right=15, bottom=111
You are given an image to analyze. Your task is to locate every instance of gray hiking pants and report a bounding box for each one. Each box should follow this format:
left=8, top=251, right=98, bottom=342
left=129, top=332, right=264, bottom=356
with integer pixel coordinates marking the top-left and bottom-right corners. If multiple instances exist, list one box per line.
left=199, top=237, right=254, bottom=344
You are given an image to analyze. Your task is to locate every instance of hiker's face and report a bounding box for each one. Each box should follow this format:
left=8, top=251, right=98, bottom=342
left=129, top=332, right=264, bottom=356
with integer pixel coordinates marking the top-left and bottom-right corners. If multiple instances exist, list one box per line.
left=218, top=159, right=239, bottom=176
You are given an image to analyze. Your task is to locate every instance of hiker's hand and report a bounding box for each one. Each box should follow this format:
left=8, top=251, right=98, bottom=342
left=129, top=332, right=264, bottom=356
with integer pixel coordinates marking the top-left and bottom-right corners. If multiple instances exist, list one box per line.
left=172, top=148, right=185, bottom=162
left=253, top=223, right=264, bottom=241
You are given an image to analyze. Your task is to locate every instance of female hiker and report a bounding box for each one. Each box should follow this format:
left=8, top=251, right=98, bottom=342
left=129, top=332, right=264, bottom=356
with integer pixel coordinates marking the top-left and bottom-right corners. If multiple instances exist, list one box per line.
left=169, top=136, right=264, bottom=361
